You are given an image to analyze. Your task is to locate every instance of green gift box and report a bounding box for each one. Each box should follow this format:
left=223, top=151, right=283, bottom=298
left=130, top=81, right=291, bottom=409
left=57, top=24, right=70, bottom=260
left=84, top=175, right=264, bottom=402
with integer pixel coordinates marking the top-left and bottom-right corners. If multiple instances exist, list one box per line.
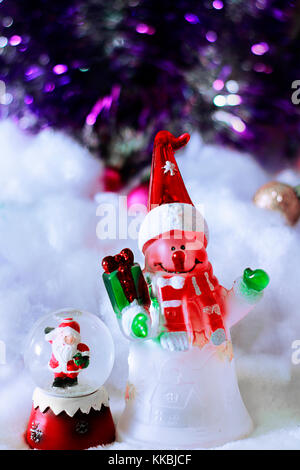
left=103, top=263, right=149, bottom=318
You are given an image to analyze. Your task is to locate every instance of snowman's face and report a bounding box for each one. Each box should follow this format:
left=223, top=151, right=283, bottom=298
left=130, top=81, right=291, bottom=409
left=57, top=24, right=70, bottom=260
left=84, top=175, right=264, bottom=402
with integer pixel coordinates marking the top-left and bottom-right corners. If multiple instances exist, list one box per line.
left=144, top=230, right=208, bottom=275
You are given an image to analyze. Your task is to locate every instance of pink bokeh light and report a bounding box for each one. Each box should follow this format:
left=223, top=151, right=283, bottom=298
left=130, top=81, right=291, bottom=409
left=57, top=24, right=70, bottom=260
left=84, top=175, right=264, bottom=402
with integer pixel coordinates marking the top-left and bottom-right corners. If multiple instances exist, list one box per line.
left=53, top=64, right=68, bottom=75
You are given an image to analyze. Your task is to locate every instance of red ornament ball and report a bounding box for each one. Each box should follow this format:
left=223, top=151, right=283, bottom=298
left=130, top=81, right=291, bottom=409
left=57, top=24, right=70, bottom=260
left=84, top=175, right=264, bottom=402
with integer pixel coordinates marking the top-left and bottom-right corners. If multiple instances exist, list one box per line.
left=127, top=183, right=149, bottom=209
left=102, top=167, right=123, bottom=193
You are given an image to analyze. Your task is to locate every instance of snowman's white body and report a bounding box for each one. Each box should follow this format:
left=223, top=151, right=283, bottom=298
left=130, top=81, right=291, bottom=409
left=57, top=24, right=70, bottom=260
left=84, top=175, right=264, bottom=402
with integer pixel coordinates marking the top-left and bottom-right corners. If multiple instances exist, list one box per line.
left=118, top=280, right=259, bottom=448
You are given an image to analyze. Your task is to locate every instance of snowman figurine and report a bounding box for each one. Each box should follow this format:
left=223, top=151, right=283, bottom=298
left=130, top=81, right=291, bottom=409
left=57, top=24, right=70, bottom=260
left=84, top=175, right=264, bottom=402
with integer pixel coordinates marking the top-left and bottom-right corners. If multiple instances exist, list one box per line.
left=102, top=131, right=269, bottom=448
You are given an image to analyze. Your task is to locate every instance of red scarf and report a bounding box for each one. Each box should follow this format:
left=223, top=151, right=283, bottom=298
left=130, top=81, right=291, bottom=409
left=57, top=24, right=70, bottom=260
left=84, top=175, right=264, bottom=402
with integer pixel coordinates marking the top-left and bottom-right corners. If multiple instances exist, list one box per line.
left=186, top=263, right=227, bottom=346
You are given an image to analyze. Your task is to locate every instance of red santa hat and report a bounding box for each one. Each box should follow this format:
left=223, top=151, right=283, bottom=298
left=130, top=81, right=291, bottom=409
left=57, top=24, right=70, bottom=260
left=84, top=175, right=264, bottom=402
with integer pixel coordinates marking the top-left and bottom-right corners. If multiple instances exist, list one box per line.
left=45, top=317, right=81, bottom=343
left=138, top=130, right=208, bottom=252
left=58, top=317, right=81, bottom=336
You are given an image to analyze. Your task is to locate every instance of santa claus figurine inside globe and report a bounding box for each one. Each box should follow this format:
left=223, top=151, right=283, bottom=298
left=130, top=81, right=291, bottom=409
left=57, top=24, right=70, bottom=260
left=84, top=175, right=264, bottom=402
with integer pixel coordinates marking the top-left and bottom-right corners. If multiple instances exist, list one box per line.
left=102, top=131, right=270, bottom=448
left=24, top=308, right=115, bottom=450
left=45, top=317, right=90, bottom=389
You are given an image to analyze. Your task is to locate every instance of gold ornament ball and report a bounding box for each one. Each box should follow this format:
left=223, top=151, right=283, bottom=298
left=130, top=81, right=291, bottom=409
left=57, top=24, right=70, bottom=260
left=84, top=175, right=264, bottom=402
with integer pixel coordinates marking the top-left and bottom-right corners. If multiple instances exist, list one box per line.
left=253, top=182, right=300, bottom=226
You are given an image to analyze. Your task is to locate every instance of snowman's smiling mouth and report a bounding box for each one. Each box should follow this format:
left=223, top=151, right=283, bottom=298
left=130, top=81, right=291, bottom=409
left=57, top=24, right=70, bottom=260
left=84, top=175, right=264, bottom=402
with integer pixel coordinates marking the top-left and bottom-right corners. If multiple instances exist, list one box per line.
left=155, top=259, right=203, bottom=274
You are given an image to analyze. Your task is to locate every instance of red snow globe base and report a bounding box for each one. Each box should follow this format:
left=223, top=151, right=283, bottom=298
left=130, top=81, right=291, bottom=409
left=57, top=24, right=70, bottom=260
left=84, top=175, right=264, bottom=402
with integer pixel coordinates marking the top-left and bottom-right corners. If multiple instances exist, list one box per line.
left=26, top=387, right=115, bottom=450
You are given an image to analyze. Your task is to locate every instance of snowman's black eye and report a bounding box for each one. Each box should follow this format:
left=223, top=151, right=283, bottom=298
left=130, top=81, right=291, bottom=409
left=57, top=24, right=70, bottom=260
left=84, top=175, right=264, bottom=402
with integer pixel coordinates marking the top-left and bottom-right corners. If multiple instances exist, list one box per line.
left=181, top=245, right=185, bottom=250
left=171, top=246, right=176, bottom=251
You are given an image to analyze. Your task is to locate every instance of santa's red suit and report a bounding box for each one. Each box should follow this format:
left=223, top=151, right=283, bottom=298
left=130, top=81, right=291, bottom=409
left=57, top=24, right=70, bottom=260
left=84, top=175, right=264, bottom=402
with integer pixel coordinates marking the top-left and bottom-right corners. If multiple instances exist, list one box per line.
left=45, top=318, right=90, bottom=379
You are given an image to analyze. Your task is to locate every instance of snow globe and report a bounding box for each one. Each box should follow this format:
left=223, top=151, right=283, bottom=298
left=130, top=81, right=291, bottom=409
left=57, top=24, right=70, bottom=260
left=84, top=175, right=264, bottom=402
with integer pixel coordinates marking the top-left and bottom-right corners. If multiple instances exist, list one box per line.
left=24, top=308, right=115, bottom=450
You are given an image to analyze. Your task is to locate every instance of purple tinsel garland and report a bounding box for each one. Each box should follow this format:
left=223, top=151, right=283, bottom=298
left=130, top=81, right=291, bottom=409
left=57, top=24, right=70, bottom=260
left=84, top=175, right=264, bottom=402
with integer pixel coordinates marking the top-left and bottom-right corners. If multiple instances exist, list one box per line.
left=0, top=0, right=300, bottom=181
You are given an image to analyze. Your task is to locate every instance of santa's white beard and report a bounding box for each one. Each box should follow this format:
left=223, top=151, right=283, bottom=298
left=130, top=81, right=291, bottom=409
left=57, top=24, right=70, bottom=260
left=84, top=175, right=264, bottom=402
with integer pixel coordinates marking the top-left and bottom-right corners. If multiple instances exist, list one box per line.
left=52, top=340, right=77, bottom=365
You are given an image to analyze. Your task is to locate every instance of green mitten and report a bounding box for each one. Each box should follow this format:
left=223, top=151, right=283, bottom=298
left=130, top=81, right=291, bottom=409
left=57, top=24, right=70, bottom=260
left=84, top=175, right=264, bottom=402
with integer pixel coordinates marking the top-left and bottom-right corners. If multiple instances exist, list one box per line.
left=81, top=356, right=89, bottom=369
left=131, top=313, right=149, bottom=338
left=44, top=326, right=54, bottom=335
left=243, top=268, right=269, bottom=292
left=73, top=353, right=89, bottom=368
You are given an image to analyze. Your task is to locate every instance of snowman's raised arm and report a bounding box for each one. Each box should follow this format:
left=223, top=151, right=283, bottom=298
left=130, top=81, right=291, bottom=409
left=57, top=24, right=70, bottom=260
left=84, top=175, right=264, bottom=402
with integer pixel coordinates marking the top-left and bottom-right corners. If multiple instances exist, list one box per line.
left=224, top=268, right=269, bottom=328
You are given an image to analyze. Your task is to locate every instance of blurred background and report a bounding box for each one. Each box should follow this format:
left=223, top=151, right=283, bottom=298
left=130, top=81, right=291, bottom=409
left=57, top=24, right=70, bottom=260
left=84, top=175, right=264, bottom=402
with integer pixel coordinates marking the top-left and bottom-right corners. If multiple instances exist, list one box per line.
left=0, top=0, right=300, bottom=450
left=0, top=0, right=300, bottom=187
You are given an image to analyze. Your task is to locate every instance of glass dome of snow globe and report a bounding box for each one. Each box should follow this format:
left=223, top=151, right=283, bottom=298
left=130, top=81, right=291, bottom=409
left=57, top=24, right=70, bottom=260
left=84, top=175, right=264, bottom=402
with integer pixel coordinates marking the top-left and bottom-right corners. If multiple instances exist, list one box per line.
left=24, top=308, right=115, bottom=397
